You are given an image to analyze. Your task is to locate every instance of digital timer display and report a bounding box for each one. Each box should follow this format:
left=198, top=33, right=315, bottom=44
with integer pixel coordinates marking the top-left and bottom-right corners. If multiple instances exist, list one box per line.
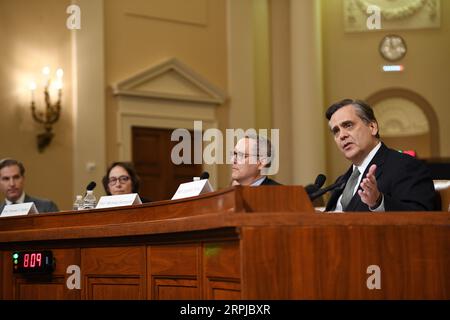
left=12, top=251, right=55, bottom=274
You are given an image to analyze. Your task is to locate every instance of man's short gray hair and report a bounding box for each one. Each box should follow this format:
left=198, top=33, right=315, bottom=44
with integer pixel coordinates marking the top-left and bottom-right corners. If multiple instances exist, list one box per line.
left=244, top=133, right=273, bottom=167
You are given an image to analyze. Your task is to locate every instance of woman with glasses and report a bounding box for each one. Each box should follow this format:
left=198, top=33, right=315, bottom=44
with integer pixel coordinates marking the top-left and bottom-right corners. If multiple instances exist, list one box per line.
left=102, top=161, right=151, bottom=203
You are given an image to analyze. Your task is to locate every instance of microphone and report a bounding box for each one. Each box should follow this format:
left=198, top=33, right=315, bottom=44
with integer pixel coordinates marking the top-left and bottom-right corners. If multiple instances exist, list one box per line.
left=200, top=171, right=210, bottom=180
left=193, top=172, right=210, bottom=181
left=83, top=181, right=97, bottom=197
left=309, top=179, right=346, bottom=201
left=86, top=181, right=96, bottom=191
left=305, top=174, right=326, bottom=196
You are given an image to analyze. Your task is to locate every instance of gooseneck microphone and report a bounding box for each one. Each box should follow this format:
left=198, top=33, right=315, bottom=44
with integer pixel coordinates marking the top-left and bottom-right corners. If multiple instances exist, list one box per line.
left=200, top=171, right=210, bottom=180
left=86, top=181, right=97, bottom=191
left=305, top=174, right=326, bottom=196
left=309, top=179, right=346, bottom=201
left=83, top=181, right=97, bottom=197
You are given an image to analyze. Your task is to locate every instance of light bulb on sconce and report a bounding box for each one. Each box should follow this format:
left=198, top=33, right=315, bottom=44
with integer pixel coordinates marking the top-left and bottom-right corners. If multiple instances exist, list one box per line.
left=42, top=66, right=50, bottom=77
left=29, top=81, right=37, bottom=102
left=56, top=68, right=63, bottom=79
left=54, top=68, right=64, bottom=93
left=30, top=66, right=63, bottom=153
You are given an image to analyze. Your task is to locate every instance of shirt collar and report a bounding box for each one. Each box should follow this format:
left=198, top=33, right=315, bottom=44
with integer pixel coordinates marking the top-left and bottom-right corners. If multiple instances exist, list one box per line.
left=353, top=142, right=381, bottom=175
left=5, top=192, right=25, bottom=205
left=251, top=176, right=266, bottom=186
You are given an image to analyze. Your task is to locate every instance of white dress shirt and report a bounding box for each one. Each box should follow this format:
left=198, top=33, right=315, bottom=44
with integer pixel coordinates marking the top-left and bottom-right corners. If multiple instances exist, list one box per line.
left=251, top=176, right=267, bottom=186
left=334, top=142, right=385, bottom=212
left=5, top=192, right=25, bottom=205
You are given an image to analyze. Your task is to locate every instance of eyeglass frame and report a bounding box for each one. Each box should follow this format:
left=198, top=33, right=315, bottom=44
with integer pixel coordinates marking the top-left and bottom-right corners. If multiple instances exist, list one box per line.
left=230, top=151, right=261, bottom=164
left=108, top=175, right=131, bottom=186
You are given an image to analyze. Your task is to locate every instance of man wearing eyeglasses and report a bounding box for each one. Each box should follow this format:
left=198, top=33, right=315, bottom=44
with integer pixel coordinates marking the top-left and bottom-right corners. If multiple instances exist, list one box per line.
left=231, top=134, right=280, bottom=186
left=0, top=158, right=59, bottom=214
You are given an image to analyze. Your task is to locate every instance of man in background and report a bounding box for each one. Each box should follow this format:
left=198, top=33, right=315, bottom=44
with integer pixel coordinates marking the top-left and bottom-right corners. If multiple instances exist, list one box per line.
left=0, top=158, right=59, bottom=213
left=231, top=134, right=280, bottom=186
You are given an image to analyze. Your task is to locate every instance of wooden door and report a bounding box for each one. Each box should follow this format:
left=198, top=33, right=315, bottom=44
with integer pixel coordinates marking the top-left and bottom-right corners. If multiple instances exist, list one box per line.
left=132, top=127, right=203, bottom=201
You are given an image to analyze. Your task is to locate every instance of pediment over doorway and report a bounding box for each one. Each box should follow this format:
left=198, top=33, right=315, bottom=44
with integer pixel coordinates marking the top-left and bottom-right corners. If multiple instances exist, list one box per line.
left=112, top=58, right=226, bottom=105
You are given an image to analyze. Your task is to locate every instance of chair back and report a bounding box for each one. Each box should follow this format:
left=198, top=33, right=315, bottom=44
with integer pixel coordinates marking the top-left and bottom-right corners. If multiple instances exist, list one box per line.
left=434, top=180, right=450, bottom=211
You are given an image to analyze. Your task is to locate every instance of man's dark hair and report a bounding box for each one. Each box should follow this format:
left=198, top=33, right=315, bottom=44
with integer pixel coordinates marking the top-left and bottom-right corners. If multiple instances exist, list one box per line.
left=325, top=99, right=380, bottom=139
left=102, top=161, right=140, bottom=195
left=0, top=158, right=25, bottom=176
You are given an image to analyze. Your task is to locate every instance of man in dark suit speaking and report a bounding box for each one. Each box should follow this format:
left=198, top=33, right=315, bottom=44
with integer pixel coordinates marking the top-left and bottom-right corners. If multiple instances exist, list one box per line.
left=231, top=134, right=280, bottom=186
left=325, top=99, right=436, bottom=212
left=0, top=158, right=59, bottom=214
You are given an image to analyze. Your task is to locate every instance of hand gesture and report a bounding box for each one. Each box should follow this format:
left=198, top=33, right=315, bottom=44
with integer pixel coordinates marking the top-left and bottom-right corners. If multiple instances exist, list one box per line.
left=357, top=164, right=381, bottom=208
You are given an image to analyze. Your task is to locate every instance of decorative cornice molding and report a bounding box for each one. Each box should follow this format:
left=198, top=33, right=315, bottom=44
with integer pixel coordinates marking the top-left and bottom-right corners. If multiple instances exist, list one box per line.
left=112, top=58, right=227, bottom=105
left=354, top=0, right=434, bottom=21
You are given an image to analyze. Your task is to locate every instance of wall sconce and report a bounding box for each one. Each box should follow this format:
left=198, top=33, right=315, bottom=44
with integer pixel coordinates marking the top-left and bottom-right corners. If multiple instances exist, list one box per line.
left=30, top=67, right=63, bottom=153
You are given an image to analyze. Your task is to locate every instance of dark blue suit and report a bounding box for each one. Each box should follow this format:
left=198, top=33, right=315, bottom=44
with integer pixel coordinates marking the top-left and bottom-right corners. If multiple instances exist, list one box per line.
left=326, top=143, right=436, bottom=212
left=260, top=177, right=281, bottom=185
left=0, top=194, right=59, bottom=214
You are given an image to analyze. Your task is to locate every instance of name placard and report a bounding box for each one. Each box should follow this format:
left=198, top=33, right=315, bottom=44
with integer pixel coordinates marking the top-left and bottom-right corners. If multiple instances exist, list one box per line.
left=0, top=202, right=39, bottom=218
left=96, top=193, right=142, bottom=209
left=171, top=179, right=214, bottom=200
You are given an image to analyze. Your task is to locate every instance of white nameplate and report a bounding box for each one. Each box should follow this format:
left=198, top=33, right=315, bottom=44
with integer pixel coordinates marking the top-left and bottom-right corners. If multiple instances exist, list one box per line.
left=95, top=193, right=142, bottom=209
left=171, top=179, right=214, bottom=200
left=0, top=202, right=39, bottom=218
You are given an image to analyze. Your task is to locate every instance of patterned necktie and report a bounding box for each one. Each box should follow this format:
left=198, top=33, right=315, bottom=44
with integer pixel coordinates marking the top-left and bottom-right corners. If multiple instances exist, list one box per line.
left=340, top=167, right=361, bottom=210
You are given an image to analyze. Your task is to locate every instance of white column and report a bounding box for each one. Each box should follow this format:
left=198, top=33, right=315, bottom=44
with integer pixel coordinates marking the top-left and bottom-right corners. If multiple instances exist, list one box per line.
left=290, top=0, right=326, bottom=185
left=72, top=0, right=106, bottom=196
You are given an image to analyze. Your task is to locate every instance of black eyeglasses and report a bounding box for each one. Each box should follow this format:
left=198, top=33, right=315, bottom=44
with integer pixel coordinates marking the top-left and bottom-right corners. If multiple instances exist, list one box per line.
left=108, top=175, right=130, bottom=185
left=230, top=151, right=259, bottom=163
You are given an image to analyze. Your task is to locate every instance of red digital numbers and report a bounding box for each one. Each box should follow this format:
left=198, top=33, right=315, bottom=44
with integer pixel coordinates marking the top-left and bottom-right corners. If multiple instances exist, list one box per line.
left=22, top=253, right=42, bottom=268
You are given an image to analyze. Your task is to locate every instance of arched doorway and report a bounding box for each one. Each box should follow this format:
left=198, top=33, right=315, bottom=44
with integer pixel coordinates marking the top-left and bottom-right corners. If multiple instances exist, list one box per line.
left=367, top=88, right=440, bottom=158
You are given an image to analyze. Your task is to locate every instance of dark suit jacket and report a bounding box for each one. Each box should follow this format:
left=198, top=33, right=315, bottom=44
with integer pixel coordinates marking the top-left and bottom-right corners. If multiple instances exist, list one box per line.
left=260, top=177, right=282, bottom=185
left=326, top=143, right=436, bottom=212
left=0, top=194, right=59, bottom=214
left=139, top=196, right=152, bottom=204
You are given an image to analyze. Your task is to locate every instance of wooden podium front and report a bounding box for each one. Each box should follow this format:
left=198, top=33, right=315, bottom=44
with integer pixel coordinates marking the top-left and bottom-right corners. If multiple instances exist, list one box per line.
left=0, top=186, right=449, bottom=300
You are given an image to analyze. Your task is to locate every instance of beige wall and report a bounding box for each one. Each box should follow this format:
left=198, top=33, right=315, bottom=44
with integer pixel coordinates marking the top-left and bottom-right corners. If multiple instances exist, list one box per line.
left=104, top=0, right=229, bottom=187
left=253, top=0, right=272, bottom=130
left=322, top=0, right=450, bottom=182
left=0, top=0, right=73, bottom=209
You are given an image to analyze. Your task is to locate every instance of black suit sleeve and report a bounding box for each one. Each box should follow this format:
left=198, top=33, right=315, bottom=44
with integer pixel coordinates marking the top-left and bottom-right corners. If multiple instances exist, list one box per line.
left=47, top=201, right=59, bottom=213
left=383, top=157, right=436, bottom=211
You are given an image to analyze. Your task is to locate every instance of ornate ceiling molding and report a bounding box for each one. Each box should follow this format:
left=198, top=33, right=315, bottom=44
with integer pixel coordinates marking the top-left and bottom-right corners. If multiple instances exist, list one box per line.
left=354, top=0, right=433, bottom=21
left=344, top=0, right=440, bottom=31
